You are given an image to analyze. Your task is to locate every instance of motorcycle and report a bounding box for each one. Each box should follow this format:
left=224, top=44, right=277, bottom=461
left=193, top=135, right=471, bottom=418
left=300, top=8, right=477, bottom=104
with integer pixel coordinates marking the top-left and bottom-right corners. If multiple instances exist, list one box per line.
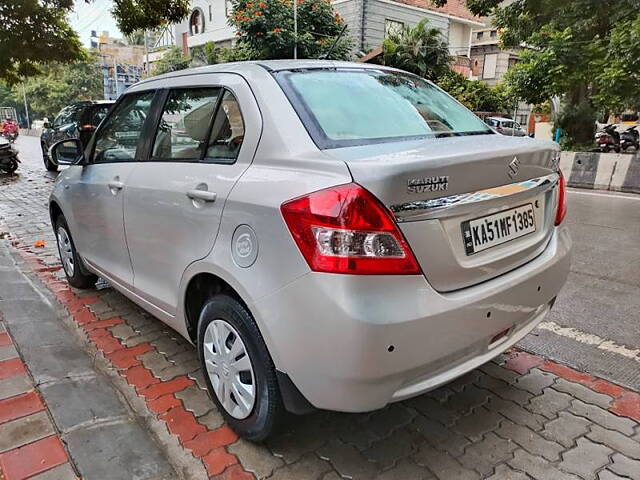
left=619, top=125, right=639, bottom=152
left=0, top=119, right=19, bottom=144
left=0, top=139, right=20, bottom=174
left=595, top=124, right=621, bottom=153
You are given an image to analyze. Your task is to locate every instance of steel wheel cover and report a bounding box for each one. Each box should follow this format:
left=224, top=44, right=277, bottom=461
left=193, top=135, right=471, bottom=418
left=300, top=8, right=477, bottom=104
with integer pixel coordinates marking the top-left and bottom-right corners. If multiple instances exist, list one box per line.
left=56, top=227, right=75, bottom=277
left=203, top=319, right=256, bottom=419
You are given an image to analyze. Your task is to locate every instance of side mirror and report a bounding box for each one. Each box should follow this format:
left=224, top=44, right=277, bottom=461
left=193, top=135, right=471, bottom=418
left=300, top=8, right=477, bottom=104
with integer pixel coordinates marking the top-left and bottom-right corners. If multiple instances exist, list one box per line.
left=43, top=122, right=51, bottom=129
left=50, top=138, right=84, bottom=166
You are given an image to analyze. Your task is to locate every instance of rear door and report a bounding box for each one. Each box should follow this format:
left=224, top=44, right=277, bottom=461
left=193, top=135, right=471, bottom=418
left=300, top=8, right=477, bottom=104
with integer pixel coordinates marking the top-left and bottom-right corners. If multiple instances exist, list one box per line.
left=123, top=74, right=261, bottom=315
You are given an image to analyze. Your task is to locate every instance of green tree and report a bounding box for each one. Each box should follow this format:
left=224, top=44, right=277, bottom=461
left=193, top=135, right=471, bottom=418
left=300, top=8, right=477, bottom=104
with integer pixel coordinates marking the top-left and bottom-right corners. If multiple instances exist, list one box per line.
left=229, top=0, right=352, bottom=60
left=18, top=52, right=103, bottom=120
left=111, top=0, right=191, bottom=35
left=152, top=47, right=192, bottom=75
left=383, top=19, right=451, bottom=81
left=0, top=0, right=84, bottom=83
left=430, top=0, right=640, bottom=145
left=437, top=70, right=512, bottom=112
left=595, top=16, right=640, bottom=112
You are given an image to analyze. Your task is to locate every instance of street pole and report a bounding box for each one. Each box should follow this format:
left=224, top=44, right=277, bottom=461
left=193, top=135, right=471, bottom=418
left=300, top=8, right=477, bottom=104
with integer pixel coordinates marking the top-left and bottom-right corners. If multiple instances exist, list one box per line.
left=144, top=30, right=149, bottom=74
left=22, top=83, right=30, bottom=129
left=293, top=0, right=298, bottom=59
left=112, top=56, right=118, bottom=99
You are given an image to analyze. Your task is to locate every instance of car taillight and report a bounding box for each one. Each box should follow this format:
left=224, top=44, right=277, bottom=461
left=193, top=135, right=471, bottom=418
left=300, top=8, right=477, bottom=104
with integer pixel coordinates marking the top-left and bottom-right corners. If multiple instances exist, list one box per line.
left=555, top=171, right=567, bottom=225
left=79, top=124, right=95, bottom=132
left=281, top=183, right=421, bottom=275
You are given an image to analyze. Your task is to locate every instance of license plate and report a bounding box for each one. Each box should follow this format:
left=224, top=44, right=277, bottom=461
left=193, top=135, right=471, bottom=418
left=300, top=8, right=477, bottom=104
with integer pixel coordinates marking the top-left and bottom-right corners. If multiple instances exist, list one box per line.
left=462, top=204, right=536, bottom=255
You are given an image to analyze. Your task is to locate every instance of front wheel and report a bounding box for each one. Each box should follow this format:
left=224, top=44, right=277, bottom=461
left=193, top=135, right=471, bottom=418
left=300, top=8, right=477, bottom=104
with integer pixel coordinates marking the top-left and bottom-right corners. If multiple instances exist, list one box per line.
left=54, top=215, right=97, bottom=289
left=42, top=143, right=57, bottom=172
left=198, top=295, right=285, bottom=441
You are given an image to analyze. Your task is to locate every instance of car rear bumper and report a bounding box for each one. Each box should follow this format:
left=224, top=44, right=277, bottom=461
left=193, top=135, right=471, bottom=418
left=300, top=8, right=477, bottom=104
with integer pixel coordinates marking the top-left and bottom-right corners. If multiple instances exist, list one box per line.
left=252, top=225, right=571, bottom=412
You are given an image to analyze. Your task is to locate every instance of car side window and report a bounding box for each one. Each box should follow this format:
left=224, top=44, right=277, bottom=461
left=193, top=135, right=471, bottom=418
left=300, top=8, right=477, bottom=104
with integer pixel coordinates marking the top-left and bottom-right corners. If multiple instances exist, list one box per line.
left=205, top=90, right=244, bottom=163
left=92, top=92, right=154, bottom=164
left=151, top=88, right=221, bottom=161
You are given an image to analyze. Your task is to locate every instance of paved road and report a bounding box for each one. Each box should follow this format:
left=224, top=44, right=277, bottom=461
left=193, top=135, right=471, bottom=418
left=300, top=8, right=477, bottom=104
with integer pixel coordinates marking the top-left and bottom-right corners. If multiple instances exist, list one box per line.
left=520, top=188, right=640, bottom=391
left=1, top=135, right=639, bottom=480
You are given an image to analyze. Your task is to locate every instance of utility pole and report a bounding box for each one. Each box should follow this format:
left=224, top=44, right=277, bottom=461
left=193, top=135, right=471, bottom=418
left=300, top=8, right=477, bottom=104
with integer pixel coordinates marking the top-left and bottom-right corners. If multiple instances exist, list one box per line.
left=293, top=0, right=298, bottom=59
left=144, top=30, right=150, bottom=74
left=112, top=56, right=118, bottom=99
left=22, top=83, right=30, bottom=129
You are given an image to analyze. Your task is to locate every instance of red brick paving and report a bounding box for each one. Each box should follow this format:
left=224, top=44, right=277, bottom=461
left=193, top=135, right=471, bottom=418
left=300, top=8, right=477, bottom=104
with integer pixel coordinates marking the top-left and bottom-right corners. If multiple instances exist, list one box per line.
left=610, top=391, right=640, bottom=422
left=202, top=448, right=238, bottom=477
left=123, top=365, right=161, bottom=390
left=0, top=392, right=45, bottom=425
left=159, top=407, right=207, bottom=443
left=0, top=358, right=26, bottom=381
left=0, top=332, right=11, bottom=347
left=0, top=436, right=68, bottom=480
left=147, top=394, right=181, bottom=414
left=184, top=427, right=239, bottom=457
left=82, top=317, right=124, bottom=331
left=216, top=464, right=256, bottom=480
left=139, top=376, right=195, bottom=400
left=503, top=350, right=544, bottom=374
left=106, top=343, right=154, bottom=369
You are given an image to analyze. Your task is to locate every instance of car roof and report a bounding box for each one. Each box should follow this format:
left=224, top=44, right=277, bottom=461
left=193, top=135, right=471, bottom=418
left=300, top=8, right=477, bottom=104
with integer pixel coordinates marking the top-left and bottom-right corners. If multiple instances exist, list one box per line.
left=70, top=100, right=115, bottom=107
left=134, top=60, right=397, bottom=87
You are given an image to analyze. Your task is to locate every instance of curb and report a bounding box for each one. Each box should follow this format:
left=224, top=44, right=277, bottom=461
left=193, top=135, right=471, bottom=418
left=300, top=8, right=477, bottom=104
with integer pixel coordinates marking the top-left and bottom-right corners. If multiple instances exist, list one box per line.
left=11, top=241, right=256, bottom=480
left=560, top=151, right=640, bottom=194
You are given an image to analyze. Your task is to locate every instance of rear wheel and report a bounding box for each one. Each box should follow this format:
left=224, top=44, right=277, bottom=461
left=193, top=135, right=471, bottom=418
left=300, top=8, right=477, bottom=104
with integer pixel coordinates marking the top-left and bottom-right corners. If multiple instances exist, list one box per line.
left=198, top=295, right=285, bottom=441
left=54, top=215, right=97, bottom=289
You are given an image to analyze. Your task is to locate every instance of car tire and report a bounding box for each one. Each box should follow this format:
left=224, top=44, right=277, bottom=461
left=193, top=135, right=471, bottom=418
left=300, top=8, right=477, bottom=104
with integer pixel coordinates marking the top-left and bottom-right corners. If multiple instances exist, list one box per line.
left=54, top=215, right=97, bottom=289
left=42, top=143, right=57, bottom=172
left=197, top=294, right=285, bottom=441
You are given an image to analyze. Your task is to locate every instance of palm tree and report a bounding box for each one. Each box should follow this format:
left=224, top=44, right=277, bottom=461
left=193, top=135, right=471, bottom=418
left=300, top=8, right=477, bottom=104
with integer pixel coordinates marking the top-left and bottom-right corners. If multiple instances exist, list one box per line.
left=383, top=19, right=452, bottom=81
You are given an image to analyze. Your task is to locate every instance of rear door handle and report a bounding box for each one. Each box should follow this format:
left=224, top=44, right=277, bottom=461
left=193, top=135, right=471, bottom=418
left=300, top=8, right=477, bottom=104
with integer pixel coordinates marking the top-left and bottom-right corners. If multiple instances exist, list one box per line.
left=108, top=181, right=124, bottom=190
left=186, top=190, right=217, bottom=202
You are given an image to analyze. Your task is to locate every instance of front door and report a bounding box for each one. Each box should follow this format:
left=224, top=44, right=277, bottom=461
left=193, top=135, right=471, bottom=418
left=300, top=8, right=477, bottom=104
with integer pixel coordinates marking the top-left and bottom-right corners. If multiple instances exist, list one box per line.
left=123, top=76, right=260, bottom=316
left=69, top=91, right=155, bottom=288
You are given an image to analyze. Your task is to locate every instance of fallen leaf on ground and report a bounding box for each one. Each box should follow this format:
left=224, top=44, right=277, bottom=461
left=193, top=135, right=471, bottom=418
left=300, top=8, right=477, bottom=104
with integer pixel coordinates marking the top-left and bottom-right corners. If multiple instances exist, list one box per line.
left=34, top=240, right=46, bottom=248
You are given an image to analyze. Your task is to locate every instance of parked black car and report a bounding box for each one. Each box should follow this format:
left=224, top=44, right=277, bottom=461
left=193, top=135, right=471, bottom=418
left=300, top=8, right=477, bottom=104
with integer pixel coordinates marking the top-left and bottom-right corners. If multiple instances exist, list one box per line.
left=41, top=100, right=114, bottom=171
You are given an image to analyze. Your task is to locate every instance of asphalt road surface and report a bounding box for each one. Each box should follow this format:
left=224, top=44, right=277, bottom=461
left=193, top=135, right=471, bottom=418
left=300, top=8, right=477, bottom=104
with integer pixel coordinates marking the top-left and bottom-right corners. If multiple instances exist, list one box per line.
left=8, top=135, right=640, bottom=391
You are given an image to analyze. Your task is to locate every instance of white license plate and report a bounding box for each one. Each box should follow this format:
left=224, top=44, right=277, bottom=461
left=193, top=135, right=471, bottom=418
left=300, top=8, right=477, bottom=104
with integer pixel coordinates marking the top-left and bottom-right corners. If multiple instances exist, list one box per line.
left=462, top=204, right=536, bottom=255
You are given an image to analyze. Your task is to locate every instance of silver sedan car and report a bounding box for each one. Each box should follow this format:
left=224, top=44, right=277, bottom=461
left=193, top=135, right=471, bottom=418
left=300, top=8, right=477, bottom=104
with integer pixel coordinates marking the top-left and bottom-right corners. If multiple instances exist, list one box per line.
left=48, top=61, right=571, bottom=441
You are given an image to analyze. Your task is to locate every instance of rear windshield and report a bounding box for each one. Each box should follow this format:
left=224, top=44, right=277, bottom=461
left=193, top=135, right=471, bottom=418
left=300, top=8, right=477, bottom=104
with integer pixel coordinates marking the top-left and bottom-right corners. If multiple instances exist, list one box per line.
left=275, top=68, right=493, bottom=149
left=86, top=105, right=112, bottom=127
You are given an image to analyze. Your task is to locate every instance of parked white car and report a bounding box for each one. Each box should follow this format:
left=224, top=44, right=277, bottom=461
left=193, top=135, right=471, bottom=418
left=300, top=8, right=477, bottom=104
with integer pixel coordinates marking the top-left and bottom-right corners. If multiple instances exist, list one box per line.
left=48, top=61, right=571, bottom=440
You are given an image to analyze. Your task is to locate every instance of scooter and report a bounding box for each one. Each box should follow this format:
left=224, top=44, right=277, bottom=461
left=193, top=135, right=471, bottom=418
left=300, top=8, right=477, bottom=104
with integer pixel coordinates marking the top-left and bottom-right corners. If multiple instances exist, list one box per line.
left=595, top=124, right=621, bottom=153
left=619, top=125, right=639, bottom=152
left=0, top=139, right=20, bottom=174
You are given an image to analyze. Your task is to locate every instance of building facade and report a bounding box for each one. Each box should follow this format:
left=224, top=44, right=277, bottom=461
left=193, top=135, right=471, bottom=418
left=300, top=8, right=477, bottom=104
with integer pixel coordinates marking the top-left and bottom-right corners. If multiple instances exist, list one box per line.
left=91, top=31, right=145, bottom=100
left=175, top=0, right=484, bottom=71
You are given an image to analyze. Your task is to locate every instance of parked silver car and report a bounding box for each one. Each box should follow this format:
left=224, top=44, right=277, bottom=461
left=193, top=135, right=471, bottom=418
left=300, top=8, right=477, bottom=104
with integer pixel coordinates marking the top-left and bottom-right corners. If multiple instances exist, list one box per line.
left=48, top=61, right=571, bottom=441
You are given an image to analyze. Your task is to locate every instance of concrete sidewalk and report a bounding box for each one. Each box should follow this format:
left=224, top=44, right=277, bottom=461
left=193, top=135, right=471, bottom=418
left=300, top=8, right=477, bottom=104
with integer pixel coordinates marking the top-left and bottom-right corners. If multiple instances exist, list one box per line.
left=0, top=241, right=177, bottom=480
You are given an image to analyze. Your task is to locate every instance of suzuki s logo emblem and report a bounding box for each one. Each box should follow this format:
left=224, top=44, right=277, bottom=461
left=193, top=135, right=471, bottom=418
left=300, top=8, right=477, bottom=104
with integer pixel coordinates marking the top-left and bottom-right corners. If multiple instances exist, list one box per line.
left=508, top=157, right=520, bottom=179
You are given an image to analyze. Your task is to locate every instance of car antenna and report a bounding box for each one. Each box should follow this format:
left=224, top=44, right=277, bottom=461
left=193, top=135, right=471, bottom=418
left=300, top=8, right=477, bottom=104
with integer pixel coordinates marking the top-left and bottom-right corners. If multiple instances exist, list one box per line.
left=320, top=24, right=348, bottom=60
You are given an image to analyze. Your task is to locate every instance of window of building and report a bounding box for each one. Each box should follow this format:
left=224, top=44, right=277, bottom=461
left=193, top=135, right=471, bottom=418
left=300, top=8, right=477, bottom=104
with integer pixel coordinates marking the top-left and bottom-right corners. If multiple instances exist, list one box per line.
left=482, top=53, right=498, bottom=79
left=225, top=0, right=233, bottom=17
left=384, top=19, right=404, bottom=38
left=152, top=88, right=221, bottom=161
left=206, top=91, right=245, bottom=162
left=189, top=8, right=205, bottom=36
left=490, top=30, right=497, bottom=38
left=209, top=5, right=212, bottom=21
left=477, top=31, right=484, bottom=39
